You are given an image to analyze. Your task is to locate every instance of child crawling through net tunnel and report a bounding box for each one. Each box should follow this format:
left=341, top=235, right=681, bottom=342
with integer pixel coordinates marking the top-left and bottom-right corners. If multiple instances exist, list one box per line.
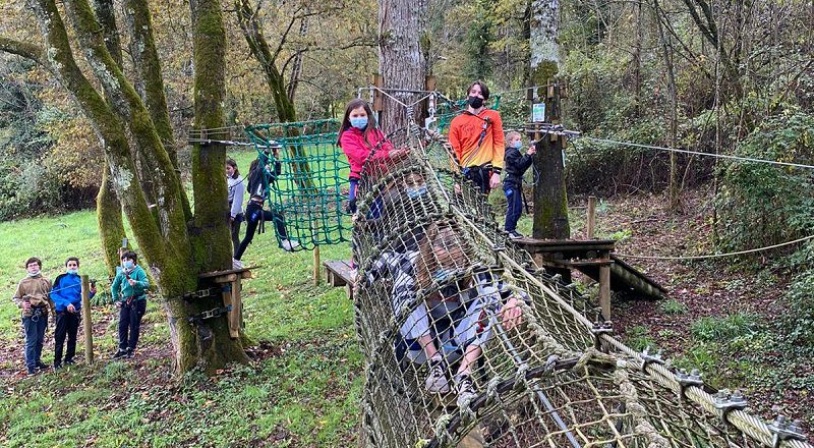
left=364, top=223, right=524, bottom=406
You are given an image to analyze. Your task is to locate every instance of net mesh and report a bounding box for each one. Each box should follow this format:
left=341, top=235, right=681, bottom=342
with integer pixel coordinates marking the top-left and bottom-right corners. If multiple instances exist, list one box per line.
left=244, top=120, right=351, bottom=250
left=351, top=129, right=812, bottom=448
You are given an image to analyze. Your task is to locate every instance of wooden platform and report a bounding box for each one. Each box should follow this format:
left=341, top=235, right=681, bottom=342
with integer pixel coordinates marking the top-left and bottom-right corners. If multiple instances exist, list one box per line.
left=324, top=260, right=355, bottom=299
left=198, top=266, right=256, bottom=338
left=512, top=238, right=667, bottom=320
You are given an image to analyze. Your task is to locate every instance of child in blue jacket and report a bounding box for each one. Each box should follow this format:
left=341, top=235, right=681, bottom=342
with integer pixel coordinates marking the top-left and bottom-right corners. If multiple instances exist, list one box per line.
left=111, top=251, right=149, bottom=359
left=51, top=257, right=96, bottom=368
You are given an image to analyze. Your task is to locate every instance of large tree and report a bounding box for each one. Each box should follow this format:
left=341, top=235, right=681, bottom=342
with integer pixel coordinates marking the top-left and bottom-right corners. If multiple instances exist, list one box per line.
left=529, top=0, right=570, bottom=241
left=0, top=0, right=248, bottom=374
left=377, top=0, right=428, bottom=133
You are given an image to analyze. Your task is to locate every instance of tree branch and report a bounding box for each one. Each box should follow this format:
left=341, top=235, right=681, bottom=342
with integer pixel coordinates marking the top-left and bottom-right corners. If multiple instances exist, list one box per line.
left=0, top=37, right=45, bottom=65
left=270, top=5, right=304, bottom=64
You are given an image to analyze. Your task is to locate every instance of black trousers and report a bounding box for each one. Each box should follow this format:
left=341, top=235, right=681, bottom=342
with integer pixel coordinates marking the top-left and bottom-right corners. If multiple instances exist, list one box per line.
left=54, top=311, right=81, bottom=364
left=230, top=213, right=244, bottom=257
left=235, top=201, right=287, bottom=260
left=463, top=165, right=492, bottom=195
left=118, top=299, right=146, bottom=351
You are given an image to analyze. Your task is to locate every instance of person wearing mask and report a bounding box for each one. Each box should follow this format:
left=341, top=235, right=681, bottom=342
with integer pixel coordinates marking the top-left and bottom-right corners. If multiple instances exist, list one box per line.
left=226, top=158, right=245, bottom=256
left=111, top=251, right=149, bottom=359
left=502, top=131, right=536, bottom=239
left=51, top=257, right=96, bottom=369
left=12, top=257, right=54, bottom=375
left=448, top=81, right=506, bottom=196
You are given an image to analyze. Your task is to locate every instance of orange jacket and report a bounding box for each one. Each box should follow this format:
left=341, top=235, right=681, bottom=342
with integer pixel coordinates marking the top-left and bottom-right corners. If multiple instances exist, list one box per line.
left=448, top=109, right=505, bottom=172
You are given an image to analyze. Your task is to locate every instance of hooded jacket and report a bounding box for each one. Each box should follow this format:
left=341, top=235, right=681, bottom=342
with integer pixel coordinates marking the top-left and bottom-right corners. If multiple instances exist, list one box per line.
left=339, top=126, right=393, bottom=180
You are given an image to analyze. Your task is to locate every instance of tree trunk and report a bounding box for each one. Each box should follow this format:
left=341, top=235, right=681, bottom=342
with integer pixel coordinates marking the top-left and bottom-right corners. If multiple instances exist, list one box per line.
left=15, top=0, right=250, bottom=375
left=529, top=0, right=570, bottom=244
left=529, top=0, right=560, bottom=85
left=654, top=0, right=681, bottom=210
left=377, top=0, right=428, bottom=133
left=97, top=158, right=127, bottom=278
left=186, top=0, right=250, bottom=372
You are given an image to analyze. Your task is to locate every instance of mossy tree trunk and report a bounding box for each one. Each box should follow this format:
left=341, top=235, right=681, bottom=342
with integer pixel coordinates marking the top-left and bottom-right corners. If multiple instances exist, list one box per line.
left=3, top=0, right=249, bottom=375
left=529, top=0, right=570, bottom=243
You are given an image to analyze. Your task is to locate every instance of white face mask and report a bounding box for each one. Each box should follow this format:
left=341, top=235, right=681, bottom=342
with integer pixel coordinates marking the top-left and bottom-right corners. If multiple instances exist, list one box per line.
left=27, top=270, right=41, bottom=277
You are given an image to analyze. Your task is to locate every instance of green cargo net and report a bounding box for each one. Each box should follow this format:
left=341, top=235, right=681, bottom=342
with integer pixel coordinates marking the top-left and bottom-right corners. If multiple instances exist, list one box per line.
left=244, top=119, right=351, bottom=251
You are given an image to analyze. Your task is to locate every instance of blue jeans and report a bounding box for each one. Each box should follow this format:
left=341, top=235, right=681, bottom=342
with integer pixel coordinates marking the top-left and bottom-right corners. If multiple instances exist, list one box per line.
left=23, top=311, right=47, bottom=370
left=504, top=185, right=523, bottom=232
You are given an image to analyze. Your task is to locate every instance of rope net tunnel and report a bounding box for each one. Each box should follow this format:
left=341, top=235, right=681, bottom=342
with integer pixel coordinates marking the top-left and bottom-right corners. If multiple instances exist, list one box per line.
left=350, top=129, right=812, bottom=448
left=244, top=119, right=351, bottom=251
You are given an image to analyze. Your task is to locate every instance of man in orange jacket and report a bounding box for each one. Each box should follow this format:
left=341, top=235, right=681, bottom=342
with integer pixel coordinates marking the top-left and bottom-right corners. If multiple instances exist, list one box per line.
left=448, top=81, right=505, bottom=195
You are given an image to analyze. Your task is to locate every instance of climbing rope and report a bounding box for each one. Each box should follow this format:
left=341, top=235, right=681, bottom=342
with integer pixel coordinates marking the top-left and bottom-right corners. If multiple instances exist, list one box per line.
left=617, top=234, right=814, bottom=261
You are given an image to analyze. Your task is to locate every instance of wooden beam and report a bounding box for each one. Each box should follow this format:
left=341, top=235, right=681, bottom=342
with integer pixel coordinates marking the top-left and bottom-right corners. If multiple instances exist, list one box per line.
left=81, top=275, right=94, bottom=364
left=587, top=196, right=597, bottom=239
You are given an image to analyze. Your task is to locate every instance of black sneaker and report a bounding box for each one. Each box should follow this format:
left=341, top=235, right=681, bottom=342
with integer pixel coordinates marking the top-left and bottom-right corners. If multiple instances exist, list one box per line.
left=112, top=349, right=128, bottom=359
left=455, top=374, right=478, bottom=408
left=64, top=359, right=75, bottom=366
left=36, top=361, right=49, bottom=371
left=507, top=230, right=524, bottom=239
left=27, top=367, right=37, bottom=376
left=53, top=363, right=62, bottom=371
left=125, top=348, right=135, bottom=359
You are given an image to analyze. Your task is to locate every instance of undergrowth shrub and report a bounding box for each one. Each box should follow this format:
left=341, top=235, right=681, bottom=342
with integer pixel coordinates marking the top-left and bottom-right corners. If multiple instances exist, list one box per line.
left=715, top=108, right=814, bottom=252
left=782, top=270, right=814, bottom=354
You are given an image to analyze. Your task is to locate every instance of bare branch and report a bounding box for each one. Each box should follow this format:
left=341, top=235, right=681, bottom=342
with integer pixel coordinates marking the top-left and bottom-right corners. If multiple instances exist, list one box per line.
left=270, top=5, right=304, bottom=63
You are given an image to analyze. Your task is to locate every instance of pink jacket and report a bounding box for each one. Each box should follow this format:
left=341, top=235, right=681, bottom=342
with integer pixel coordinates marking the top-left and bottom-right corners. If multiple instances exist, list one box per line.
left=339, top=127, right=393, bottom=179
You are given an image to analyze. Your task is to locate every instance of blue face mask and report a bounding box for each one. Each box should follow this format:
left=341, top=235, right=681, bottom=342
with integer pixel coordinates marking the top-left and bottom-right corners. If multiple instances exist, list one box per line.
left=406, top=185, right=428, bottom=199
left=350, top=117, right=368, bottom=130
left=67, top=269, right=78, bottom=275
left=432, top=268, right=456, bottom=284
left=123, top=260, right=134, bottom=270
left=511, top=140, right=523, bottom=149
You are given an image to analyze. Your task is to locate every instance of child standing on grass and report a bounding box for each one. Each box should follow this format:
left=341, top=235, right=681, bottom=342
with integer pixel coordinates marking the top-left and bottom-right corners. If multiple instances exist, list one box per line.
left=111, top=251, right=149, bottom=360
left=226, top=158, right=245, bottom=256
left=51, top=257, right=96, bottom=369
left=502, top=131, right=536, bottom=239
left=12, top=257, right=54, bottom=375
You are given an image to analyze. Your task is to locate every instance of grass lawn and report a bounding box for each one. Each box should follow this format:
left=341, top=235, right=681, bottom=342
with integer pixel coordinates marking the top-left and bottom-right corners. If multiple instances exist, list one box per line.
left=0, top=149, right=367, bottom=446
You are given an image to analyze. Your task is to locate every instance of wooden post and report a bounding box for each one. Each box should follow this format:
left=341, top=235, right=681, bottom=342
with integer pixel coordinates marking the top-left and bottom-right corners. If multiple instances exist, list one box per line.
left=587, top=196, right=597, bottom=239
left=231, top=279, right=243, bottom=337
left=599, top=251, right=611, bottom=321
left=313, top=246, right=321, bottom=285
left=80, top=275, right=94, bottom=364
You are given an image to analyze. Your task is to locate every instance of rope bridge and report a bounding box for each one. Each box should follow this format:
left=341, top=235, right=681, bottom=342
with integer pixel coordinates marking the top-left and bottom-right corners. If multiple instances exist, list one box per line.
left=350, top=130, right=812, bottom=447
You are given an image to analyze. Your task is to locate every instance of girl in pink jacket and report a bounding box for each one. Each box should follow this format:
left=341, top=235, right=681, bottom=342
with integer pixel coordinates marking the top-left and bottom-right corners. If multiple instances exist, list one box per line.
left=338, top=99, right=402, bottom=213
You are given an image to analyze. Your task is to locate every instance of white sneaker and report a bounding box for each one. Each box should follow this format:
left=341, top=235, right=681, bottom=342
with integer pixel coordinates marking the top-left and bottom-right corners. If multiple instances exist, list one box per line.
left=232, top=258, right=244, bottom=269
left=425, top=359, right=450, bottom=393
left=280, top=239, right=300, bottom=252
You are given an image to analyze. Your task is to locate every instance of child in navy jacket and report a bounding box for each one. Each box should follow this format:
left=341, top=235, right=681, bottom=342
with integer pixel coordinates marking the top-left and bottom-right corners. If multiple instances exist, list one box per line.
left=502, top=131, right=536, bottom=238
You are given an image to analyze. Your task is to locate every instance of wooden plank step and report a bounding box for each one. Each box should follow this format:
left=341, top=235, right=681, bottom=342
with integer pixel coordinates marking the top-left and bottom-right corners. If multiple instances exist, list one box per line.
left=324, top=260, right=355, bottom=288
